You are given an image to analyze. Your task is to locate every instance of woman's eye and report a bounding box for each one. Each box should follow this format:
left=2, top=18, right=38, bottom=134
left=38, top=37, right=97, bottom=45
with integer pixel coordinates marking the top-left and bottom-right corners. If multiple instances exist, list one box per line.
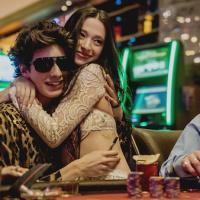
left=94, top=39, right=104, bottom=46
left=80, top=32, right=86, bottom=38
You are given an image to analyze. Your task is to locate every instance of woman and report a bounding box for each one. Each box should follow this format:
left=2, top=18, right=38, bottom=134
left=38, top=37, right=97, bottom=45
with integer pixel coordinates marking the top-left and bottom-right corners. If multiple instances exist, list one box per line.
left=8, top=7, right=132, bottom=178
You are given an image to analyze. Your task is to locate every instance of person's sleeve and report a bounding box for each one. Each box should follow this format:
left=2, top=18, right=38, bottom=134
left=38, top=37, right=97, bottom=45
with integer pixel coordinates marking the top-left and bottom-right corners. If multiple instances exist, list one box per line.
left=0, top=103, right=20, bottom=167
left=160, top=116, right=200, bottom=177
left=22, top=64, right=106, bottom=148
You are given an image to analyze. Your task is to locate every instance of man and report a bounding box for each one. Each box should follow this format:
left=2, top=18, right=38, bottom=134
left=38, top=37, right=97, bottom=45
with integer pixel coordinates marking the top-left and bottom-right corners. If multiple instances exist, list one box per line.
left=160, top=115, right=200, bottom=177
left=0, top=20, right=120, bottom=181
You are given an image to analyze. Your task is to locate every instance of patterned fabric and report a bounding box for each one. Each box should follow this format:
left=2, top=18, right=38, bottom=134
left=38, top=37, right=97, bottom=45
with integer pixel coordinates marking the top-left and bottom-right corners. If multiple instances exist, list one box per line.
left=80, top=109, right=116, bottom=140
left=0, top=102, right=48, bottom=168
left=0, top=102, right=80, bottom=175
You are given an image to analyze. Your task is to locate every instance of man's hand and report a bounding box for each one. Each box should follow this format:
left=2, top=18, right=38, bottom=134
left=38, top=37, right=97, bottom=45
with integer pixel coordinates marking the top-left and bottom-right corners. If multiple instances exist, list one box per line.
left=1, top=166, right=28, bottom=178
left=182, top=151, right=200, bottom=176
left=77, top=150, right=120, bottom=178
left=13, top=77, right=36, bottom=108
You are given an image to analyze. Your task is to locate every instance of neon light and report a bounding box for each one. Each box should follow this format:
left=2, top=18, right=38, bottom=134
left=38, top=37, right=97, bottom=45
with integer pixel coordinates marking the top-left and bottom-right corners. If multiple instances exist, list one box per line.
left=120, top=48, right=129, bottom=89
left=133, top=70, right=168, bottom=79
left=166, top=41, right=178, bottom=125
left=140, top=122, right=149, bottom=127
left=120, top=48, right=130, bottom=114
left=122, top=48, right=129, bottom=72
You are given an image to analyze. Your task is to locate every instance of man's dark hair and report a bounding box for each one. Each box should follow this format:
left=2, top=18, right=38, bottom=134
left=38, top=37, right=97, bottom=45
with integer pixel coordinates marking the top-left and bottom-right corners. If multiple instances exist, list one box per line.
left=9, top=20, right=73, bottom=77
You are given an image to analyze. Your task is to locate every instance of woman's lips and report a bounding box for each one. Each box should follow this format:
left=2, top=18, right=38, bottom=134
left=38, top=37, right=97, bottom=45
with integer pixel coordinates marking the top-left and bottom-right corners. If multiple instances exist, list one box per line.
left=76, top=51, right=91, bottom=60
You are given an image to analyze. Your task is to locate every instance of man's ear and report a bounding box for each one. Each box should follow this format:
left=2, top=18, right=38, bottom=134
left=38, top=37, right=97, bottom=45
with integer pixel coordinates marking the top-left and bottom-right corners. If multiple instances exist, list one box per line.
left=19, top=64, right=30, bottom=78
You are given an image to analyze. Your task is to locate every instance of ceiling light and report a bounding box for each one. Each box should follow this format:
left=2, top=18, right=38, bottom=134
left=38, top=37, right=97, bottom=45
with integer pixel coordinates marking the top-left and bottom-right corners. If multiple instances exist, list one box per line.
left=66, top=0, right=72, bottom=6
left=61, top=5, right=68, bottom=12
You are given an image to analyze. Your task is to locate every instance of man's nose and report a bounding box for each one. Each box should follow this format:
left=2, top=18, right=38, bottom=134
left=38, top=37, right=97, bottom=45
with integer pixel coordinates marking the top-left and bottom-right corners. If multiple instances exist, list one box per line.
left=50, top=63, right=63, bottom=77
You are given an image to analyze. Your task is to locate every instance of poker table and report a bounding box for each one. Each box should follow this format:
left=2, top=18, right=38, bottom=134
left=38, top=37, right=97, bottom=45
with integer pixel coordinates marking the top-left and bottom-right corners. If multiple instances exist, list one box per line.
left=55, top=191, right=200, bottom=200
left=1, top=178, right=200, bottom=199
left=37, top=179, right=200, bottom=200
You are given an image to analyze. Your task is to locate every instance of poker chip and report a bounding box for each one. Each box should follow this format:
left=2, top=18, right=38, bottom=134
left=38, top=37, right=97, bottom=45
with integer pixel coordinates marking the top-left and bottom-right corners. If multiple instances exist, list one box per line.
left=127, top=171, right=143, bottom=197
left=164, top=177, right=180, bottom=198
left=149, top=176, right=164, bottom=198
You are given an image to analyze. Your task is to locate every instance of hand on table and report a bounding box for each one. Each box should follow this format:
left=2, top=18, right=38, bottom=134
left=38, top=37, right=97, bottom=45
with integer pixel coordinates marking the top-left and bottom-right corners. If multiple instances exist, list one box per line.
left=1, top=166, right=28, bottom=180
left=182, top=151, right=200, bottom=176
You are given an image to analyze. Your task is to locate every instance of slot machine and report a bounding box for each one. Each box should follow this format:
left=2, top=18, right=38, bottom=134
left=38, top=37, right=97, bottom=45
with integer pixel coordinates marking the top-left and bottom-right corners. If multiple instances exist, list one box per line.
left=120, top=40, right=184, bottom=129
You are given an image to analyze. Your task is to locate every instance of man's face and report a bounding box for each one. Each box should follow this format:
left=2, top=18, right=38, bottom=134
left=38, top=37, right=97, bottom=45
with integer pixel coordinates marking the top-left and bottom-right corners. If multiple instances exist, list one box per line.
left=22, top=44, right=67, bottom=104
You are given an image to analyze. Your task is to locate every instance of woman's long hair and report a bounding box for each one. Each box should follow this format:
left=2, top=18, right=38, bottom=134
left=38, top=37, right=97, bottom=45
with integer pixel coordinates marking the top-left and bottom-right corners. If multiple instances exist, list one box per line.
left=64, top=7, right=132, bottom=118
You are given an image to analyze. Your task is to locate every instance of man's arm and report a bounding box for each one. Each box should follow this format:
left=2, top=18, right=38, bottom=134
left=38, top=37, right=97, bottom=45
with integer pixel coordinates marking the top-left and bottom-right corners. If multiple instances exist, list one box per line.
left=160, top=115, right=200, bottom=177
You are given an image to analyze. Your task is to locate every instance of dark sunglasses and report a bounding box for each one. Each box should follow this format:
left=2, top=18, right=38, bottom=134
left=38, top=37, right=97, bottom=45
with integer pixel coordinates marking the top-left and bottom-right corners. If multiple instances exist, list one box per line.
left=31, top=56, right=73, bottom=73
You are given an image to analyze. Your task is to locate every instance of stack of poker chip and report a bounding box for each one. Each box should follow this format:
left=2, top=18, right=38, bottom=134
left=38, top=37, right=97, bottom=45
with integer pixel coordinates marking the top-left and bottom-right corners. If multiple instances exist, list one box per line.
left=127, top=172, right=143, bottom=197
left=164, top=177, right=180, bottom=198
left=149, top=176, right=164, bottom=198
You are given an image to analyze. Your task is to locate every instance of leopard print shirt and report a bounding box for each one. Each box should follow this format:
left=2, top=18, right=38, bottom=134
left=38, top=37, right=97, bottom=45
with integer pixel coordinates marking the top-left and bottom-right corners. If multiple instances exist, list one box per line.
left=0, top=102, right=52, bottom=168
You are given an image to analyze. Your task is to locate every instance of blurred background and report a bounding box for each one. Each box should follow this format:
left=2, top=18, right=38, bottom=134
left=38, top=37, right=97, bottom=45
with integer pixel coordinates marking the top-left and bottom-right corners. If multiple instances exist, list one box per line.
left=1, top=0, right=200, bottom=130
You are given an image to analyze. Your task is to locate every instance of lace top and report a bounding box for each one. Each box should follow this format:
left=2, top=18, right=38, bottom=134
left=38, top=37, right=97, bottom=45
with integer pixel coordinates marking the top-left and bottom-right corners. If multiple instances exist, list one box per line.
left=81, top=108, right=116, bottom=140
left=16, top=64, right=116, bottom=148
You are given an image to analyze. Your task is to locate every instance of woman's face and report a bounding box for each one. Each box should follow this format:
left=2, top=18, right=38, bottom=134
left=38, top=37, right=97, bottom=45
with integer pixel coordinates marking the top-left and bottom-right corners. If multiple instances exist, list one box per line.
left=74, top=17, right=106, bottom=66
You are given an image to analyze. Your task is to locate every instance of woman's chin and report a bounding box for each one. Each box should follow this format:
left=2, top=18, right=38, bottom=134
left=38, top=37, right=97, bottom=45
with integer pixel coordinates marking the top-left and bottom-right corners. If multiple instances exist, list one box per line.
left=75, top=56, right=92, bottom=66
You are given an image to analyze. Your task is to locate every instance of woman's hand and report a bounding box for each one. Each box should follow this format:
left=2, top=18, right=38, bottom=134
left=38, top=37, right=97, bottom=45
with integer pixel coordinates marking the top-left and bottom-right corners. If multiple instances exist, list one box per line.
left=77, top=150, right=120, bottom=178
left=104, top=74, right=119, bottom=107
left=60, top=150, right=120, bottom=181
left=104, top=74, right=123, bottom=120
left=13, top=77, right=36, bottom=108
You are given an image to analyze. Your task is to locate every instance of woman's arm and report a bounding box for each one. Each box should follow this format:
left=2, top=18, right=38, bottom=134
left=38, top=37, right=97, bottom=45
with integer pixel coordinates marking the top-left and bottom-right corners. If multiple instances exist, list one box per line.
left=44, top=150, right=120, bottom=181
left=20, top=64, right=106, bottom=148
